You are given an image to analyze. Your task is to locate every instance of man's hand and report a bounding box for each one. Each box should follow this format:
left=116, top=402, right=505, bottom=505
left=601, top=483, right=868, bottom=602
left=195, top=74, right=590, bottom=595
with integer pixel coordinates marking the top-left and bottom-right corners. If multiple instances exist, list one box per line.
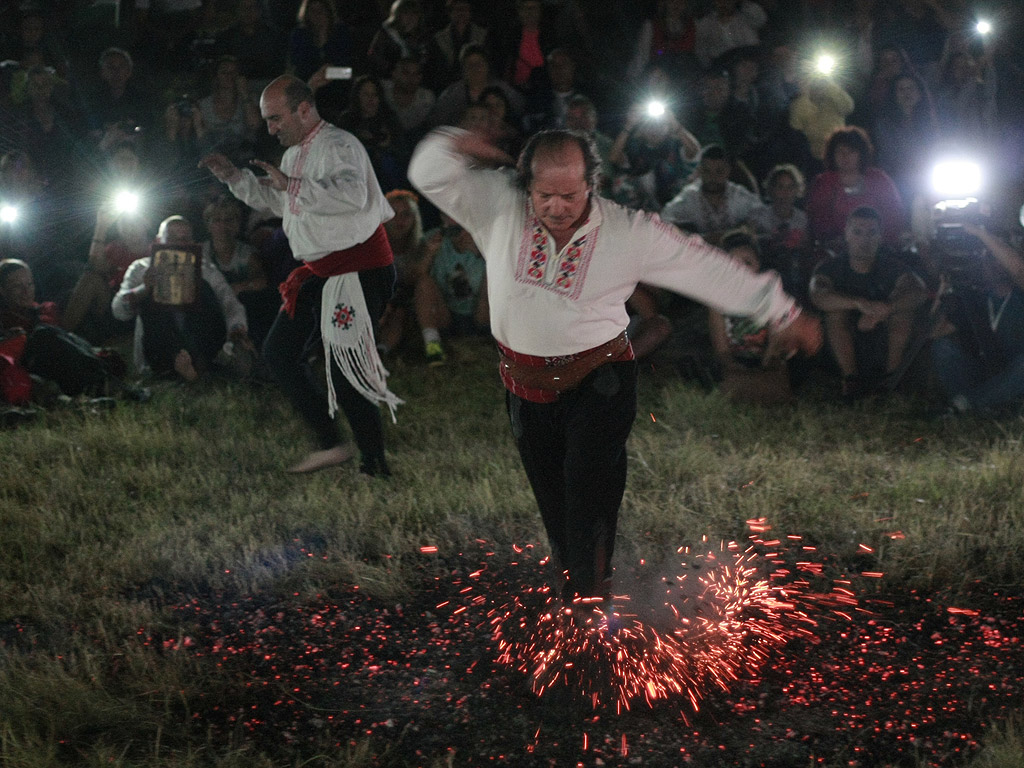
left=452, top=131, right=515, bottom=167
left=229, top=326, right=256, bottom=352
left=764, top=311, right=823, bottom=363
left=198, top=153, right=242, bottom=184
left=855, top=299, right=891, bottom=331
left=251, top=159, right=289, bottom=191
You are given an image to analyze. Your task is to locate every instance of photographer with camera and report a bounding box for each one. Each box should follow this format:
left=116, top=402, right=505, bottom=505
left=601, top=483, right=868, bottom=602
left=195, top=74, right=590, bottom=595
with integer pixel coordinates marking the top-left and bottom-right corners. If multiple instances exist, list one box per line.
left=930, top=223, right=1024, bottom=415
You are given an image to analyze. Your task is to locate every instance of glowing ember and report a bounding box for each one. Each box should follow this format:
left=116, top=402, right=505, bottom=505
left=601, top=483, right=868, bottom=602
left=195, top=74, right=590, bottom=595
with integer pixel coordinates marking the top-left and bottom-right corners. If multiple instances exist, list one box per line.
left=479, top=523, right=860, bottom=713
left=127, top=536, right=1024, bottom=766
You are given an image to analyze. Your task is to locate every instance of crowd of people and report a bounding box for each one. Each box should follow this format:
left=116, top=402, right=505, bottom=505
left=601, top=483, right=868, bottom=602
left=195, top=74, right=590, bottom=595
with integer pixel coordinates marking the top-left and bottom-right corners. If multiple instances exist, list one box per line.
left=3, top=0, right=1024, bottom=420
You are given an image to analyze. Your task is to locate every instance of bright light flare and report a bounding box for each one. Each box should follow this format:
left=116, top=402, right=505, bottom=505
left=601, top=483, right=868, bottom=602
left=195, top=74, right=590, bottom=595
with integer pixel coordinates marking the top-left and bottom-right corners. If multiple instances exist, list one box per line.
left=815, top=53, right=837, bottom=76
left=976, top=19, right=992, bottom=35
left=932, top=160, right=982, bottom=198
left=113, top=189, right=140, bottom=215
left=646, top=100, right=666, bottom=119
left=0, top=204, right=18, bottom=224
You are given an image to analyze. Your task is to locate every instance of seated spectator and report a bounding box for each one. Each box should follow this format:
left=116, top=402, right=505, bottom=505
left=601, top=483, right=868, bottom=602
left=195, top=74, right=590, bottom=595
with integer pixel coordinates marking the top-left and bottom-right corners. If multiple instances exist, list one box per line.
left=493, top=0, right=553, bottom=89
left=748, top=163, right=811, bottom=297
left=377, top=189, right=425, bottom=357
left=627, top=0, right=698, bottom=86
left=193, top=56, right=262, bottom=167
left=414, top=215, right=488, bottom=366
left=806, top=126, right=906, bottom=250
left=201, top=196, right=278, bottom=349
left=928, top=224, right=1024, bottom=415
left=480, top=86, right=523, bottom=158
left=608, top=99, right=701, bottom=212
left=335, top=75, right=410, bottom=192
left=661, top=144, right=761, bottom=244
left=0, top=150, right=77, bottom=301
left=930, top=32, right=998, bottom=150
left=81, top=47, right=157, bottom=148
left=429, top=43, right=524, bottom=128
left=1, top=8, right=70, bottom=78
left=685, top=67, right=759, bottom=187
left=424, top=0, right=488, bottom=91
left=872, top=70, right=939, bottom=211
left=214, top=0, right=288, bottom=92
left=287, top=0, right=354, bottom=83
left=522, top=47, right=587, bottom=134
left=708, top=230, right=793, bottom=405
left=694, top=0, right=766, bottom=69
left=788, top=73, right=854, bottom=167
left=0, top=258, right=142, bottom=404
left=12, top=65, right=84, bottom=197
left=564, top=95, right=615, bottom=196
left=111, top=215, right=253, bottom=381
left=62, top=203, right=149, bottom=344
left=367, top=0, right=430, bottom=80
left=809, top=206, right=927, bottom=400
left=382, top=56, right=436, bottom=139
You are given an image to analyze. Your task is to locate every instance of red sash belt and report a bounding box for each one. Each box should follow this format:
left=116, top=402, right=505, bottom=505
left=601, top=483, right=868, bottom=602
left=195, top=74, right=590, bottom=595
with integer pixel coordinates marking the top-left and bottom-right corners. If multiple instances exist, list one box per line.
left=278, top=224, right=394, bottom=317
left=497, top=331, right=635, bottom=403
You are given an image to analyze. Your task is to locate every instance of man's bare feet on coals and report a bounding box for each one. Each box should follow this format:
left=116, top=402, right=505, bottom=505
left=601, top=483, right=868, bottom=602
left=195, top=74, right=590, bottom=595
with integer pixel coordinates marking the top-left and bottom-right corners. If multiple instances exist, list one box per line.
left=174, top=349, right=199, bottom=383
left=286, top=443, right=357, bottom=474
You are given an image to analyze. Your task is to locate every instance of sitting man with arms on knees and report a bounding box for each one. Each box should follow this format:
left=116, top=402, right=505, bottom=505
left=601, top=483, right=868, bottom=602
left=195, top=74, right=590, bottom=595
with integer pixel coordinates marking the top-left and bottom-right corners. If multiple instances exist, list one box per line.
left=809, top=206, right=927, bottom=400
left=112, top=215, right=254, bottom=382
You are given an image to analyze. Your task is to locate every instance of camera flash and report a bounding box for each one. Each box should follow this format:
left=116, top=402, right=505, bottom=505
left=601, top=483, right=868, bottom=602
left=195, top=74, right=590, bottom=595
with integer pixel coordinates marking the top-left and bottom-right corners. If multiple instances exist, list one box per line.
left=646, top=100, right=666, bottom=118
left=815, top=54, right=836, bottom=75
left=976, top=20, right=992, bottom=35
left=113, top=190, right=140, bottom=215
left=0, top=204, right=18, bottom=224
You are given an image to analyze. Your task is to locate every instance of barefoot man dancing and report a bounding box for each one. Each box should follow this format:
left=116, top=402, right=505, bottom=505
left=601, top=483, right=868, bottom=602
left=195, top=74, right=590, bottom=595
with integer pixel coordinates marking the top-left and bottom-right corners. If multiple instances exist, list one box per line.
left=409, top=128, right=821, bottom=602
left=201, top=75, right=400, bottom=476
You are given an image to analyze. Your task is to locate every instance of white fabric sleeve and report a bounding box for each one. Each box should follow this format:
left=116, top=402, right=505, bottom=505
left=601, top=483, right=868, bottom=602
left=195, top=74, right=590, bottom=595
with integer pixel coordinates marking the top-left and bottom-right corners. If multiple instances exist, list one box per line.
left=635, top=212, right=797, bottom=327
left=408, top=128, right=514, bottom=237
left=228, top=170, right=286, bottom=217
left=111, top=259, right=148, bottom=321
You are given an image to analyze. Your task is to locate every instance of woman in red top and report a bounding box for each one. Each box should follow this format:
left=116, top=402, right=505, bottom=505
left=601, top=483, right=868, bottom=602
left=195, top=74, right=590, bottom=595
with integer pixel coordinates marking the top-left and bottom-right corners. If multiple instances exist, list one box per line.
left=805, top=126, right=906, bottom=250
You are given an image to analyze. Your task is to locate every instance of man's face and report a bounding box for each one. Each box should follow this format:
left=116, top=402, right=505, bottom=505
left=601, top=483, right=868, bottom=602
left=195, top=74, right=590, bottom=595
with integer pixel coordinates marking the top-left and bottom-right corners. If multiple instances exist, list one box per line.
left=100, top=52, right=132, bottom=88
left=163, top=221, right=194, bottom=246
left=394, top=60, right=422, bottom=89
left=261, top=90, right=307, bottom=147
left=0, top=267, right=35, bottom=310
left=844, top=216, right=881, bottom=261
left=769, top=172, right=799, bottom=207
left=699, top=158, right=730, bottom=195
left=529, top=144, right=590, bottom=240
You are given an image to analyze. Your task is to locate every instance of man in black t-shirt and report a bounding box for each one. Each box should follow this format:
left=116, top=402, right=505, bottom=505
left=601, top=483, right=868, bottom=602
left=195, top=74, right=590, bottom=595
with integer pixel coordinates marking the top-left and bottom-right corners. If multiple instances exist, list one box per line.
left=809, top=206, right=927, bottom=398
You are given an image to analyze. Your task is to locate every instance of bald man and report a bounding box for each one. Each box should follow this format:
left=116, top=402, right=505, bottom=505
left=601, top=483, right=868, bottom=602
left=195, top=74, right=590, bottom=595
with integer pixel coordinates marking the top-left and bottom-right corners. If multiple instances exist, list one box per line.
left=410, top=128, right=821, bottom=605
left=201, top=75, right=400, bottom=476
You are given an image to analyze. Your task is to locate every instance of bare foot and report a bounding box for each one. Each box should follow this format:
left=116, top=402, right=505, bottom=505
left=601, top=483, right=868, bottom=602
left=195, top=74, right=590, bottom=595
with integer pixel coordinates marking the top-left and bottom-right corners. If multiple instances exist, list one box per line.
left=174, top=349, right=199, bottom=383
left=286, top=443, right=357, bottom=474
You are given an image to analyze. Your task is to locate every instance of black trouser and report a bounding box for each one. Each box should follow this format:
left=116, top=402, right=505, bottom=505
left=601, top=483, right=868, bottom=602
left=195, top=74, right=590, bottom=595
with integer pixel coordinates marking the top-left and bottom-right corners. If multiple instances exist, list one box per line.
left=262, top=266, right=395, bottom=475
left=506, top=360, right=638, bottom=598
left=140, top=282, right=226, bottom=376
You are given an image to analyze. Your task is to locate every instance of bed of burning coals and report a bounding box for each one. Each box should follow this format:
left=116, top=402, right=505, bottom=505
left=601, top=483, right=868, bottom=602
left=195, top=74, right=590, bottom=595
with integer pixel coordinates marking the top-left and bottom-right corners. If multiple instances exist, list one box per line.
left=154, top=523, right=1023, bottom=767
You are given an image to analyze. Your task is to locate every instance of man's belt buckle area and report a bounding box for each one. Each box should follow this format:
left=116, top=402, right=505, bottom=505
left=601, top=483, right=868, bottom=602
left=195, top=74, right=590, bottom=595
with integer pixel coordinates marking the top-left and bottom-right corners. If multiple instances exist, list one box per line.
left=499, top=331, right=630, bottom=393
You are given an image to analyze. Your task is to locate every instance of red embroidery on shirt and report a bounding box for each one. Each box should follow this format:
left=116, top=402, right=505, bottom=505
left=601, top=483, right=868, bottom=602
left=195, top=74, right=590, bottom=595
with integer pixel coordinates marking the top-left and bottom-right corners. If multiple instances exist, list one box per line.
left=515, top=210, right=597, bottom=300
left=287, top=121, right=327, bottom=216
